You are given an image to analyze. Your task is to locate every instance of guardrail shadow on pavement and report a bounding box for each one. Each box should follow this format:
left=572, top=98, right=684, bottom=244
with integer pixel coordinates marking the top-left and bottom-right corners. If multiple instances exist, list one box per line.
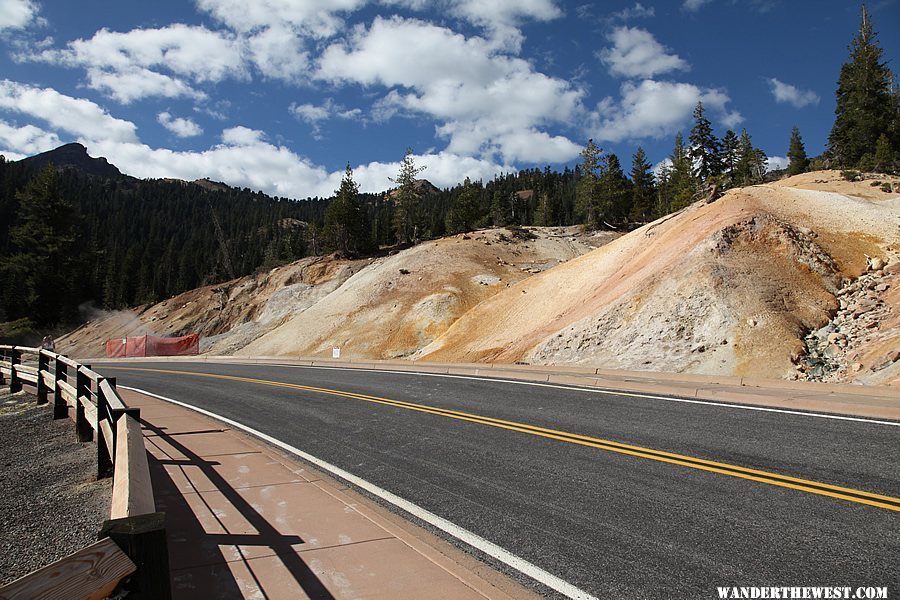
left=142, top=419, right=336, bottom=599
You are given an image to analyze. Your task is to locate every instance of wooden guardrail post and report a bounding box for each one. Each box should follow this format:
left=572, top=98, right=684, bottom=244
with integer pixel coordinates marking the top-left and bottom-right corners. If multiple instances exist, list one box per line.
left=96, top=377, right=113, bottom=479
left=75, top=364, right=93, bottom=442
left=99, top=512, right=171, bottom=600
left=9, top=347, right=22, bottom=393
left=36, top=350, right=50, bottom=404
left=53, top=356, right=67, bottom=419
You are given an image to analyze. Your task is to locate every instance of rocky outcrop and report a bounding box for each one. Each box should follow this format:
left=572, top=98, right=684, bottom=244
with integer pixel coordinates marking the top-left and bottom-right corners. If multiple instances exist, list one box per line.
left=800, top=254, right=899, bottom=382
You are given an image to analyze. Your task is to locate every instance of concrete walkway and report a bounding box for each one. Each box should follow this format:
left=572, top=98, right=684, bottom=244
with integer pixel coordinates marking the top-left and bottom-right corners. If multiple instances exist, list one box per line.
left=120, top=389, right=536, bottom=600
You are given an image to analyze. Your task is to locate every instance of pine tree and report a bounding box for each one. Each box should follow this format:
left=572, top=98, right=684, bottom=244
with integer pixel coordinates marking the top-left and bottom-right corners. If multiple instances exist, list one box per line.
left=827, top=5, right=897, bottom=167
left=689, top=101, right=723, bottom=181
left=324, top=164, right=371, bottom=256
left=629, top=146, right=656, bottom=222
left=655, top=162, right=673, bottom=217
left=575, top=139, right=606, bottom=229
left=391, top=148, right=426, bottom=245
left=446, top=177, right=482, bottom=233
left=1, top=167, right=85, bottom=323
left=873, top=132, right=895, bottom=172
left=787, top=126, right=810, bottom=176
left=600, top=153, right=632, bottom=223
left=735, top=129, right=766, bottom=185
left=720, top=129, right=739, bottom=178
left=670, top=133, right=696, bottom=210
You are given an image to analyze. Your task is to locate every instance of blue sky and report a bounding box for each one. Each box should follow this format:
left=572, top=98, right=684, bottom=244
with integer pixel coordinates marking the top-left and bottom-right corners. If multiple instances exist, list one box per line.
left=0, top=0, right=897, bottom=199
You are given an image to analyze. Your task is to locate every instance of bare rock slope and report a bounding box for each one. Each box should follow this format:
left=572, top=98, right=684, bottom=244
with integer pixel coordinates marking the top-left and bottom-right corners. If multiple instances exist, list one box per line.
left=415, top=172, right=900, bottom=384
left=239, top=228, right=605, bottom=358
left=60, top=227, right=604, bottom=360
left=59, top=171, right=898, bottom=385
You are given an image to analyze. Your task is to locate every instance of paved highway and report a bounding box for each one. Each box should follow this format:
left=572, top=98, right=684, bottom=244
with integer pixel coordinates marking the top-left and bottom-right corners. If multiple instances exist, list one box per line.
left=95, top=361, right=899, bottom=599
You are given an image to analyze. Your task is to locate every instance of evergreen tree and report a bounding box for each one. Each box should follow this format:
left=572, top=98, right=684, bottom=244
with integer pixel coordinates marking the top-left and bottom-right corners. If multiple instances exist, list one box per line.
left=873, top=132, right=895, bottom=172
left=670, top=133, right=696, bottom=210
left=1, top=167, right=80, bottom=324
left=787, top=126, right=810, bottom=176
left=575, top=139, right=606, bottom=229
left=827, top=5, right=897, bottom=167
left=655, top=162, right=673, bottom=217
left=490, top=189, right=511, bottom=226
left=689, top=101, right=722, bottom=181
left=629, top=146, right=656, bottom=222
left=446, top=177, right=482, bottom=233
left=391, top=148, right=426, bottom=245
left=720, top=129, right=739, bottom=178
left=323, top=165, right=371, bottom=256
left=735, top=129, right=766, bottom=185
left=600, top=153, right=632, bottom=223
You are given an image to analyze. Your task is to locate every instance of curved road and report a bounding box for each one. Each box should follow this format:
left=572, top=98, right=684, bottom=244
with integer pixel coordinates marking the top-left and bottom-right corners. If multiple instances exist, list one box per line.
left=95, top=361, right=900, bottom=599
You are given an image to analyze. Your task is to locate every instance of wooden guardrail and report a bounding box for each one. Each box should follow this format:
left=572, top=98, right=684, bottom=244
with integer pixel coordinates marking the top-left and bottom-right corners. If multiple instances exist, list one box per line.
left=0, top=345, right=170, bottom=600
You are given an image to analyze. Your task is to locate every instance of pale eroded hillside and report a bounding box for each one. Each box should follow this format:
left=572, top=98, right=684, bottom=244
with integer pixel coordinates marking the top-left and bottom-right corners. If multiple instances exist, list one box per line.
left=415, top=171, right=900, bottom=383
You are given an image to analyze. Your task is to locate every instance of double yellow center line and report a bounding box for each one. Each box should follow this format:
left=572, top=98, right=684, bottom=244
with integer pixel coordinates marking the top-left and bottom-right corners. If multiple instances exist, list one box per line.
left=108, top=366, right=900, bottom=512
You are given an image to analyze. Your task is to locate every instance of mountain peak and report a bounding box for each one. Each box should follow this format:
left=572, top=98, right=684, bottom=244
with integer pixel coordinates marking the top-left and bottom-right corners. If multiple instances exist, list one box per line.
left=19, top=143, right=123, bottom=178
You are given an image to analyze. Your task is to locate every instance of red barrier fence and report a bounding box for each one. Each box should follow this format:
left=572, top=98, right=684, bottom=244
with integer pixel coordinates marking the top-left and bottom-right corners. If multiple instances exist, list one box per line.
left=105, top=334, right=199, bottom=358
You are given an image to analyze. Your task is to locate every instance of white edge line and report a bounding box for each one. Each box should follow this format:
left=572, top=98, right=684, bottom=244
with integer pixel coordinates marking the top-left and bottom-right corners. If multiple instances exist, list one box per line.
left=201, top=361, right=900, bottom=428
left=121, top=385, right=599, bottom=600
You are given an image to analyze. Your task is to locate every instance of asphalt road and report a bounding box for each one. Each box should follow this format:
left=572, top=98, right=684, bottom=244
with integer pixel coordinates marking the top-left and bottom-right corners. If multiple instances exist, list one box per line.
left=95, top=361, right=900, bottom=599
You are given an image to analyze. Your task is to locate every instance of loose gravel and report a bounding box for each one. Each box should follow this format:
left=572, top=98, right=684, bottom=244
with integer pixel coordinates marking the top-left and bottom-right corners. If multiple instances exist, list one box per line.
left=0, top=389, right=112, bottom=585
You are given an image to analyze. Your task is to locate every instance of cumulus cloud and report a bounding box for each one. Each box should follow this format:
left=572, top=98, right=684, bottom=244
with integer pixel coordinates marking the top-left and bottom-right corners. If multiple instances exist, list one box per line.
left=317, top=16, right=583, bottom=164
left=157, top=112, right=203, bottom=137
left=767, top=78, right=820, bottom=108
left=591, top=79, right=741, bottom=142
left=196, top=0, right=366, bottom=79
left=86, top=68, right=206, bottom=104
left=766, top=155, right=789, bottom=171
left=0, top=80, right=507, bottom=198
left=0, top=120, right=61, bottom=158
left=599, top=27, right=689, bottom=79
left=0, top=80, right=138, bottom=143
left=290, top=99, right=361, bottom=139
left=382, top=0, right=562, bottom=50
left=0, top=0, right=40, bottom=31
left=196, top=0, right=365, bottom=37
left=27, top=24, right=245, bottom=102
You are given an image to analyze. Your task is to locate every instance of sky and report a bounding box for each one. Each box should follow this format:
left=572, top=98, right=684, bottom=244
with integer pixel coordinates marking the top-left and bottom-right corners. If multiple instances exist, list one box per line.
left=0, top=0, right=897, bottom=199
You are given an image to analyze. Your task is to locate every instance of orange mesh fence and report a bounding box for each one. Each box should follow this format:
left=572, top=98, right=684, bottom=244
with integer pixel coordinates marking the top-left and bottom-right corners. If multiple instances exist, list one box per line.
left=105, top=334, right=199, bottom=358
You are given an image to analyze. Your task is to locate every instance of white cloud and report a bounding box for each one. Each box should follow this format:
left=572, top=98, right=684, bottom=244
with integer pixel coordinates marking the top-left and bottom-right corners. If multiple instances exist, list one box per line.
left=766, top=155, right=789, bottom=171
left=652, top=157, right=672, bottom=175
left=0, top=0, right=40, bottom=31
left=0, top=78, right=512, bottom=197
left=196, top=0, right=365, bottom=37
left=0, top=120, right=61, bottom=157
left=157, top=112, right=203, bottom=137
left=246, top=25, right=310, bottom=81
left=599, top=27, right=689, bottom=79
left=609, top=3, right=655, bottom=21
left=591, top=79, right=741, bottom=142
left=449, top=0, right=562, bottom=50
left=683, top=0, right=713, bottom=11
left=290, top=99, right=361, bottom=139
left=28, top=25, right=245, bottom=102
left=767, top=78, right=820, bottom=108
left=382, top=0, right=562, bottom=50
left=86, top=68, right=206, bottom=104
left=0, top=80, right=138, bottom=143
left=317, top=16, right=583, bottom=164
